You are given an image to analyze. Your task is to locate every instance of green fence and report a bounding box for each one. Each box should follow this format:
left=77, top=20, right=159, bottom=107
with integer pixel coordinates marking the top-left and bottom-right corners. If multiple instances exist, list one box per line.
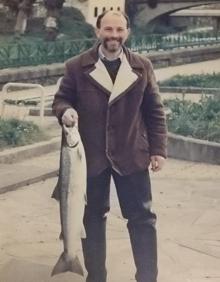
left=129, top=31, right=220, bottom=52
left=0, top=32, right=220, bottom=69
left=0, top=38, right=96, bottom=69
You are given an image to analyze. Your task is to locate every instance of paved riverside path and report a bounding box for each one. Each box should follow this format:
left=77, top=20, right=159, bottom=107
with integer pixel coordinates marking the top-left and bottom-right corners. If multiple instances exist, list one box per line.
left=154, top=58, right=220, bottom=82
left=0, top=158, right=219, bottom=282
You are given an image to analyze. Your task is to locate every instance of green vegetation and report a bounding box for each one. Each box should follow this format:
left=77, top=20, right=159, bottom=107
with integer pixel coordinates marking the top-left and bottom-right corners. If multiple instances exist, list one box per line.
left=5, top=99, right=38, bottom=106
left=0, top=7, right=95, bottom=45
left=164, top=96, right=220, bottom=142
left=0, top=119, right=48, bottom=150
left=59, top=7, right=95, bottom=39
left=159, top=73, right=220, bottom=88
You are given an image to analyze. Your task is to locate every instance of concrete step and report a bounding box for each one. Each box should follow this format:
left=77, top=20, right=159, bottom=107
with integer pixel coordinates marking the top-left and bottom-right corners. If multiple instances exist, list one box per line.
left=0, top=151, right=59, bottom=194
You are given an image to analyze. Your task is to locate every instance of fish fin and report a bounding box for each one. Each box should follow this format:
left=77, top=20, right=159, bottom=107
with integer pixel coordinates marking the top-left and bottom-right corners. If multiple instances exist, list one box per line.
left=51, top=181, right=60, bottom=201
left=51, top=253, right=84, bottom=276
left=80, top=225, right=86, bottom=239
left=84, top=193, right=87, bottom=205
left=77, top=147, right=82, bottom=160
left=59, top=231, right=63, bottom=240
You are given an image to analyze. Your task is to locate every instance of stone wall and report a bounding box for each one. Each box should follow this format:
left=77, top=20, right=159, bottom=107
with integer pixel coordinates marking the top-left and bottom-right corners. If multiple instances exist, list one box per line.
left=168, top=133, right=220, bottom=165
left=146, top=45, right=220, bottom=68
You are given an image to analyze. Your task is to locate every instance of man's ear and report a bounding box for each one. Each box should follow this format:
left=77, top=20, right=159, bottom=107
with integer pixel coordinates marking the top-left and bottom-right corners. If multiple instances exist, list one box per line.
left=125, top=28, right=131, bottom=41
left=95, top=28, right=100, bottom=39
left=127, top=28, right=131, bottom=38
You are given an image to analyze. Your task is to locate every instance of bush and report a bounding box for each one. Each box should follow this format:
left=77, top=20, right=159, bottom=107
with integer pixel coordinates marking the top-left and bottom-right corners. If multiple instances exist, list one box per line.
left=59, top=7, right=95, bottom=39
left=0, top=7, right=95, bottom=45
left=164, top=95, right=220, bottom=142
left=159, top=73, right=220, bottom=88
left=0, top=119, right=48, bottom=150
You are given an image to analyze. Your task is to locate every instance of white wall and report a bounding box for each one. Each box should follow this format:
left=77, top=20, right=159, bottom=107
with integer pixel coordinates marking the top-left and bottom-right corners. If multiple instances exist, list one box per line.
left=64, top=0, right=89, bottom=19
left=87, top=0, right=125, bottom=27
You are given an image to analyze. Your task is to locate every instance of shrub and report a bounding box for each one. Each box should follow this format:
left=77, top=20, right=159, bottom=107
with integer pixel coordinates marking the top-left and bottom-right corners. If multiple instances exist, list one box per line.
left=164, top=95, right=220, bottom=142
left=159, top=73, right=220, bottom=88
left=59, top=7, right=95, bottom=39
left=0, top=119, right=48, bottom=150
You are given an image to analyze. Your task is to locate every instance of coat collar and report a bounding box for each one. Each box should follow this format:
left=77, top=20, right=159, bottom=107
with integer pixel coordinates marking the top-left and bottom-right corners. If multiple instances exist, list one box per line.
left=82, top=42, right=144, bottom=70
left=82, top=43, right=143, bottom=105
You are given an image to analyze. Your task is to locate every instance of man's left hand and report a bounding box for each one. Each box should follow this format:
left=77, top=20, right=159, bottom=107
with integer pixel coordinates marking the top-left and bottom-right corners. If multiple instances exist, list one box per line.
left=150, top=155, right=166, bottom=172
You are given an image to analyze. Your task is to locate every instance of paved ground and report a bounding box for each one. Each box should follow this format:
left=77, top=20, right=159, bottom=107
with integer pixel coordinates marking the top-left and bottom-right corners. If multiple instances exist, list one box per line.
left=0, top=158, right=220, bottom=282
left=154, top=58, right=220, bottom=82
left=0, top=58, right=220, bottom=281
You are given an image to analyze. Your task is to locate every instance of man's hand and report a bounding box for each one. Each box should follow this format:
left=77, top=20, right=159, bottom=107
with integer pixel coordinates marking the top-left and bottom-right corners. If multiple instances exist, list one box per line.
left=150, top=155, right=165, bottom=172
left=62, top=108, right=78, bottom=127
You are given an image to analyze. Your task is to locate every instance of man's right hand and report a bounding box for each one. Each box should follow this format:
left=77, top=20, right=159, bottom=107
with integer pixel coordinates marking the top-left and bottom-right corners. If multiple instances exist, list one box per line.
left=61, top=108, right=78, bottom=127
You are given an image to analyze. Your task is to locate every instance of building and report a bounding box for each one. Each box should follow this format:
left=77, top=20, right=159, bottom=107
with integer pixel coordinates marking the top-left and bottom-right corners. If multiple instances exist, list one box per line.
left=87, top=0, right=125, bottom=27
left=34, top=0, right=125, bottom=27
left=64, top=0, right=126, bottom=27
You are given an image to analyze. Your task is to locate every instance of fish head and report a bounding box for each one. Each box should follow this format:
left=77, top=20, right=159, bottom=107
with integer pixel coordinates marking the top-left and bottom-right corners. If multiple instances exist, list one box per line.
left=63, top=125, right=80, bottom=148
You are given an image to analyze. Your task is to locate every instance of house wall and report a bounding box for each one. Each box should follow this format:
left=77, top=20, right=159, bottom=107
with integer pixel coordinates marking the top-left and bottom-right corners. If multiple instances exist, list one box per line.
left=87, top=0, right=125, bottom=26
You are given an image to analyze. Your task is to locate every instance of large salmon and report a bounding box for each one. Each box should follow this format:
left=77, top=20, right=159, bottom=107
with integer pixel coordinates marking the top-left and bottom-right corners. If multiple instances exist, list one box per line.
left=51, top=124, right=87, bottom=276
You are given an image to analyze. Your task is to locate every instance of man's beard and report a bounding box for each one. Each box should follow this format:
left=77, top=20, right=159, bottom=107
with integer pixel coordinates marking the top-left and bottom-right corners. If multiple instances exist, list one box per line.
left=103, top=37, right=123, bottom=53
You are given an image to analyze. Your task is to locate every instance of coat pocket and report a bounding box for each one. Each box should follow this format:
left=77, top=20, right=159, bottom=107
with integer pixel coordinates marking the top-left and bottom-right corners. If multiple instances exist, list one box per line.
left=138, top=132, right=149, bottom=151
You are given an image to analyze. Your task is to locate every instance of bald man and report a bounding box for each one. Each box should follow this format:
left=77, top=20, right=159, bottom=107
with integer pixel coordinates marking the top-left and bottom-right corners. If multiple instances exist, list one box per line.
left=52, top=10, right=167, bottom=282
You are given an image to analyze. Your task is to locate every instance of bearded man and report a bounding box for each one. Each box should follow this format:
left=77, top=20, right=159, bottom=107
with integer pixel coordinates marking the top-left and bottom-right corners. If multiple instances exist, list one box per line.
left=52, top=10, right=167, bottom=282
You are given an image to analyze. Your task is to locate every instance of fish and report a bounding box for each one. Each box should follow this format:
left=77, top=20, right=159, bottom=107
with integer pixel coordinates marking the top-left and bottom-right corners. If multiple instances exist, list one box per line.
left=51, top=124, right=87, bottom=277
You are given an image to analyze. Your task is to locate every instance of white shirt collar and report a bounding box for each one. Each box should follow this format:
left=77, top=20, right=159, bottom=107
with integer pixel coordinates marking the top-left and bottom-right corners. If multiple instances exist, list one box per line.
left=98, top=45, right=123, bottom=61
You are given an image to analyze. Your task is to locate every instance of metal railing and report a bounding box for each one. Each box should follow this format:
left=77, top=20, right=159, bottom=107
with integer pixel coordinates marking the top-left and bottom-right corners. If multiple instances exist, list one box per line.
left=0, top=31, right=220, bottom=69
left=0, top=38, right=96, bottom=69
left=129, top=31, right=220, bottom=52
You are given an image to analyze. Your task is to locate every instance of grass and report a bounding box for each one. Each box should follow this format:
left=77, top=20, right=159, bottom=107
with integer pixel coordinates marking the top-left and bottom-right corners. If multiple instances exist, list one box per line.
left=0, top=118, right=49, bottom=150
left=5, top=99, right=38, bottom=106
left=159, top=73, right=220, bottom=88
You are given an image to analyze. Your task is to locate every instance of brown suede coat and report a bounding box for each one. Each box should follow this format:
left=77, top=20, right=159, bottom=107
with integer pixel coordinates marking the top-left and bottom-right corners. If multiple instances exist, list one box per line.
left=52, top=44, right=168, bottom=177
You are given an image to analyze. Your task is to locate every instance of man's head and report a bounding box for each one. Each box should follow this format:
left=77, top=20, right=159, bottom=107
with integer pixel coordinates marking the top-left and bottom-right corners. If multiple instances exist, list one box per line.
left=95, top=10, right=130, bottom=53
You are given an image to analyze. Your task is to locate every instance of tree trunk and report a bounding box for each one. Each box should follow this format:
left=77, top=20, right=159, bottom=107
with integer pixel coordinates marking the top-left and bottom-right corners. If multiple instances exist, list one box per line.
left=15, top=9, right=28, bottom=34
left=4, top=0, right=35, bottom=35
left=44, top=0, right=65, bottom=40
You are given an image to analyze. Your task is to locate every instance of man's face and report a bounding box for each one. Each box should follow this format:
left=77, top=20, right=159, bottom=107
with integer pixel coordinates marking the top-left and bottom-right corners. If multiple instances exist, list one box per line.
left=96, top=13, right=130, bottom=53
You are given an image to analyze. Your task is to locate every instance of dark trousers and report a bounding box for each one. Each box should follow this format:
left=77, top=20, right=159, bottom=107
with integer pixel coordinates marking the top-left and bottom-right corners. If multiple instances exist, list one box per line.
left=81, top=168, right=158, bottom=282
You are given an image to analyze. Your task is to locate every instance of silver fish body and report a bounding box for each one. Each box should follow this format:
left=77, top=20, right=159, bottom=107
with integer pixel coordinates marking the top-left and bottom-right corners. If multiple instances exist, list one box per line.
left=51, top=125, right=87, bottom=276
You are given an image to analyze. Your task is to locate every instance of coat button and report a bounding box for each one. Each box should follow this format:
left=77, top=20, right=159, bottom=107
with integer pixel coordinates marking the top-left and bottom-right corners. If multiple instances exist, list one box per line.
left=109, top=125, right=114, bottom=131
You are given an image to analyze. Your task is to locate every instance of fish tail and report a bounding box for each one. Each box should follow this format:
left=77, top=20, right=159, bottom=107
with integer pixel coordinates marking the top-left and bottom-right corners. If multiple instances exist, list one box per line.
left=51, top=252, right=84, bottom=276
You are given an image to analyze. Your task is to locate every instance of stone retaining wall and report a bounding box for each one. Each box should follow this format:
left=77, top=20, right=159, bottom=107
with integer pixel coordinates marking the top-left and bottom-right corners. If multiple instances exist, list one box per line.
left=147, top=45, right=220, bottom=68
left=168, top=133, right=220, bottom=165
left=0, top=133, right=219, bottom=165
left=159, top=86, right=220, bottom=95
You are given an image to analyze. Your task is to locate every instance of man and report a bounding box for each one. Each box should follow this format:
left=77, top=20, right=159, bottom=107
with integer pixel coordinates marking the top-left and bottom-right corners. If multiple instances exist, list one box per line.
left=52, top=10, right=167, bottom=282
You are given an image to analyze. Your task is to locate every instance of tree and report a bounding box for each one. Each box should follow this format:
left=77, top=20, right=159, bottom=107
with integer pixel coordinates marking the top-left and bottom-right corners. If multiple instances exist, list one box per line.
left=147, top=0, right=159, bottom=9
left=125, top=0, right=138, bottom=27
left=44, top=0, right=65, bottom=40
left=3, top=0, right=36, bottom=35
left=2, top=0, right=66, bottom=40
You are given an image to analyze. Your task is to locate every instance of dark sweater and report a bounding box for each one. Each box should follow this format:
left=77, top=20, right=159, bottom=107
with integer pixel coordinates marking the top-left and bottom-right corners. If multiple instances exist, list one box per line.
left=101, top=58, right=121, bottom=84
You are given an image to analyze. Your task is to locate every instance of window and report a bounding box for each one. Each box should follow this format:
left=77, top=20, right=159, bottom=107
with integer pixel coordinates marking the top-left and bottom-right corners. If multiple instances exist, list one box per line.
left=103, top=7, right=106, bottom=12
left=94, top=7, right=98, bottom=17
left=117, top=7, right=120, bottom=11
left=110, top=7, right=113, bottom=11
